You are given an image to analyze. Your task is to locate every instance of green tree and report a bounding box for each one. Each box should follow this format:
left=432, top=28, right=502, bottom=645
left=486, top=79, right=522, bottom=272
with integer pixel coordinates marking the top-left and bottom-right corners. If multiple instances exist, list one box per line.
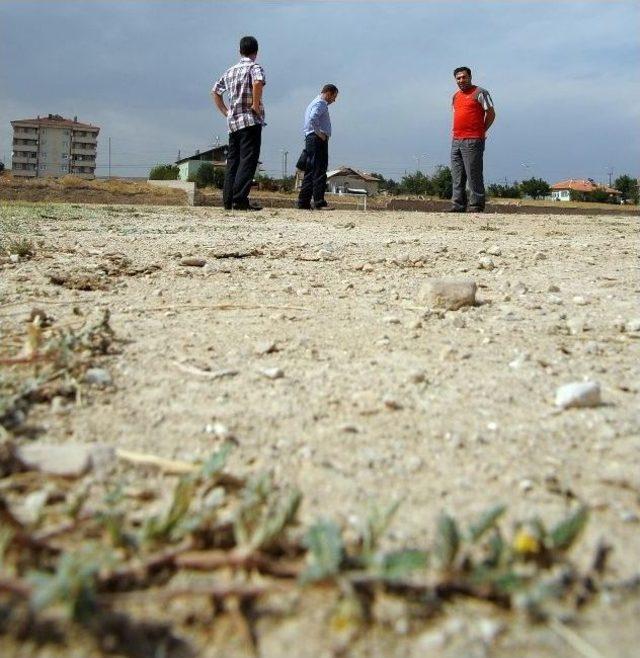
left=370, top=172, right=399, bottom=195
left=519, top=177, right=550, bottom=200
left=614, top=174, right=639, bottom=204
left=488, top=181, right=521, bottom=199
left=398, top=171, right=433, bottom=196
left=431, top=166, right=453, bottom=199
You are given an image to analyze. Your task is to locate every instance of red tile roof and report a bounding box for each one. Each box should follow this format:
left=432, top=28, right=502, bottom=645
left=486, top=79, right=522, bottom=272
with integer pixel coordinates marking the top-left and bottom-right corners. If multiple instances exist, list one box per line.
left=11, top=114, right=99, bottom=131
left=551, top=178, right=620, bottom=194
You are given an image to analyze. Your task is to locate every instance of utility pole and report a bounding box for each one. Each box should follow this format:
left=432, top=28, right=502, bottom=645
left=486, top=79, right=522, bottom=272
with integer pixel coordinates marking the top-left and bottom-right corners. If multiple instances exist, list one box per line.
left=281, top=149, right=288, bottom=179
left=607, top=167, right=613, bottom=187
left=177, top=149, right=181, bottom=162
left=108, top=137, right=111, bottom=179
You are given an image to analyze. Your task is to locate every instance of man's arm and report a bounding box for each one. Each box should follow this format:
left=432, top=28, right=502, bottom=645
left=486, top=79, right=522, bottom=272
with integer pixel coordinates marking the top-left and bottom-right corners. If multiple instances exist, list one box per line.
left=484, top=107, right=496, bottom=132
left=251, top=80, right=264, bottom=117
left=212, top=90, right=228, bottom=118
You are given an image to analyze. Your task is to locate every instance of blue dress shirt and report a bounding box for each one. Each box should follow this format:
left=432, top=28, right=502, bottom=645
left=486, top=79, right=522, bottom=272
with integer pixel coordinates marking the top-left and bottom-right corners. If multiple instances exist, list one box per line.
left=303, top=95, right=332, bottom=137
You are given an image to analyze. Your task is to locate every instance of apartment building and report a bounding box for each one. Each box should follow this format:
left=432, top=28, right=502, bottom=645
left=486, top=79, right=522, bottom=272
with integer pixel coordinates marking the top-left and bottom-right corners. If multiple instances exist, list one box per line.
left=11, top=114, right=100, bottom=179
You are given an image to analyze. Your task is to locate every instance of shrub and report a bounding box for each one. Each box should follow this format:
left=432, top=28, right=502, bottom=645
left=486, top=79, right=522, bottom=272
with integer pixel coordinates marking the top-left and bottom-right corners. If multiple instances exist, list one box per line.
left=488, top=182, right=521, bottom=199
left=149, top=164, right=179, bottom=180
left=520, top=177, right=550, bottom=199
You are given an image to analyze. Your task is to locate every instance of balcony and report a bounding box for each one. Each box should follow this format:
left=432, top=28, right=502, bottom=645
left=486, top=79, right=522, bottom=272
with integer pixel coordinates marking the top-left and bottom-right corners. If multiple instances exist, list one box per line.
left=72, top=133, right=98, bottom=144
left=71, top=146, right=97, bottom=156
left=13, top=141, right=38, bottom=151
left=12, top=155, right=38, bottom=164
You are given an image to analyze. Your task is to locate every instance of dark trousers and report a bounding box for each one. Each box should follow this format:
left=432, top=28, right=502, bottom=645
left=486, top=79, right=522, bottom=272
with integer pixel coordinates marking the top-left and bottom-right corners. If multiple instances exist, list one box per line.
left=297, top=133, right=329, bottom=208
left=223, top=124, right=262, bottom=209
left=451, top=138, right=485, bottom=210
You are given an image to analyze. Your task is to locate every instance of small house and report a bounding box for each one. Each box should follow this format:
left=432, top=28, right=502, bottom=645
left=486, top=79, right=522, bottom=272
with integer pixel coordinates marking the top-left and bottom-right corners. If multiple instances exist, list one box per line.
left=550, top=178, right=622, bottom=202
left=176, top=145, right=228, bottom=181
left=326, top=167, right=381, bottom=196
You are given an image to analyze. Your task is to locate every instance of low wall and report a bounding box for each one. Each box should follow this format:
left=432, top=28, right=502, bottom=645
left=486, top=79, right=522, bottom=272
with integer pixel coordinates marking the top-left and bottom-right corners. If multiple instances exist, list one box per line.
left=147, top=179, right=197, bottom=205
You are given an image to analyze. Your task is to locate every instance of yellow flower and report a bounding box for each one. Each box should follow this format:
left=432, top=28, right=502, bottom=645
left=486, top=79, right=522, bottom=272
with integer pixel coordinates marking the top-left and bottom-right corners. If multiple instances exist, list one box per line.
left=513, top=528, right=540, bottom=555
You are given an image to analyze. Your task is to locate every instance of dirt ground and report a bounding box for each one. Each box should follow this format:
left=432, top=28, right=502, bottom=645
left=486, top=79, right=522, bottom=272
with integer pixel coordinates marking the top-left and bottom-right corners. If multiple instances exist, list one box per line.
left=1, top=202, right=639, bottom=657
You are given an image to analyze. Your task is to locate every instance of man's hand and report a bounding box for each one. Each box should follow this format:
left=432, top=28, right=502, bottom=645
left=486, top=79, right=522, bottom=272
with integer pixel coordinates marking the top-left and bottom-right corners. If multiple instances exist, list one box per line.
left=252, top=80, right=264, bottom=118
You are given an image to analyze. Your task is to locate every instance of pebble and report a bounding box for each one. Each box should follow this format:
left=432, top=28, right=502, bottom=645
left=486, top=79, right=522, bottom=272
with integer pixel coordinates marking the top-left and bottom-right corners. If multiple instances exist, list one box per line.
left=204, top=422, right=234, bottom=441
left=451, top=315, right=466, bottom=329
left=260, top=367, right=284, bottom=380
left=419, top=277, right=477, bottom=311
left=487, top=245, right=502, bottom=256
left=84, top=367, right=112, bottom=386
left=513, top=282, right=528, bottom=295
left=478, top=256, right=495, bottom=270
left=549, top=295, right=563, bottom=305
left=555, top=381, right=601, bottom=409
left=626, top=318, right=640, bottom=333
left=383, top=395, right=402, bottom=410
left=9, top=254, right=20, bottom=263
left=383, top=315, right=401, bottom=324
left=534, top=251, right=547, bottom=261
left=340, top=423, right=360, bottom=433
left=573, top=295, right=589, bottom=306
left=548, top=284, right=560, bottom=292
left=409, top=369, right=427, bottom=384
left=519, top=479, right=534, bottom=492
left=254, top=340, right=277, bottom=355
left=17, top=443, right=116, bottom=478
left=477, top=618, right=506, bottom=645
left=180, top=257, right=206, bottom=267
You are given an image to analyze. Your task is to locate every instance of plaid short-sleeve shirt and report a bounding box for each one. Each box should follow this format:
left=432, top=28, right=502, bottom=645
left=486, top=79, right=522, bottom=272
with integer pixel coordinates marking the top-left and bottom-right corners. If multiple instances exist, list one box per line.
left=213, top=57, right=266, bottom=133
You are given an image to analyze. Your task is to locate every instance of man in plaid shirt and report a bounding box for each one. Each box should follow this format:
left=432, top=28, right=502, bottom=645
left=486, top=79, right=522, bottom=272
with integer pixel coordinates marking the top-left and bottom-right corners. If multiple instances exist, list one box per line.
left=212, top=36, right=265, bottom=211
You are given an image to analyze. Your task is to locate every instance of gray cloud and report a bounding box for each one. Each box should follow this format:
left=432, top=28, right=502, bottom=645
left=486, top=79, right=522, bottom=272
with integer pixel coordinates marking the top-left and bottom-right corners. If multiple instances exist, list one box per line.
left=1, top=0, right=638, bottom=183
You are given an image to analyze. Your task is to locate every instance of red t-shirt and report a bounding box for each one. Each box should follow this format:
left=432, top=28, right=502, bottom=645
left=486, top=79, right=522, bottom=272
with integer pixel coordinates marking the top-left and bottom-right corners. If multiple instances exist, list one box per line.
left=452, top=86, right=493, bottom=139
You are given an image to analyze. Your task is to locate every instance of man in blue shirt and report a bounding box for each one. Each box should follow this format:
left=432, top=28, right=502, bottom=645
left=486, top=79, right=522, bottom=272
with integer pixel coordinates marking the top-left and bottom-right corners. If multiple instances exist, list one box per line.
left=297, top=84, right=339, bottom=210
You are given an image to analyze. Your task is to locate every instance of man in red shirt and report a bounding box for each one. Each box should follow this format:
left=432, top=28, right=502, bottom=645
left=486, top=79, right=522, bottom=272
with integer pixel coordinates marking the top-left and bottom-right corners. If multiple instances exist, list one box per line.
left=449, top=66, right=495, bottom=213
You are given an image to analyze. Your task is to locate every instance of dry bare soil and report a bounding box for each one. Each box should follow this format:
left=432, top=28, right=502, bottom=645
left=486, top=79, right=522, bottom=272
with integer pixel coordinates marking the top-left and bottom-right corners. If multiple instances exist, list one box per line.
left=1, top=202, right=639, bottom=657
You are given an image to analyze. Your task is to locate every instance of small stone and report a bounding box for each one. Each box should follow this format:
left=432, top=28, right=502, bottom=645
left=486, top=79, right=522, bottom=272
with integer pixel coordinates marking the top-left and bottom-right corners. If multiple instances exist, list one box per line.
left=254, top=340, right=277, bottom=355
left=414, top=630, right=448, bottom=651
left=573, top=295, right=589, bottom=306
left=180, top=257, right=206, bottom=267
left=419, top=278, right=477, bottom=311
left=340, top=423, right=360, bottom=433
left=362, top=263, right=374, bottom=272
left=204, top=422, right=234, bottom=441
left=626, top=318, right=640, bottom=333
left=549, top=295, right=563, bottom=305
left=260, top=367, right=284, bottom=380
left=383, top=316, right=401, bottom=324
left=487, top=245, right=502, bottom=256
left=478, top=256, right=495, bottom=270
left=548, top=284, right=560, bottom=292
left=534, top=251, right=547, bottom=261
left=84, top=367, right=112, bottom=386
left=555, top=381, right=601, bottom=409
left=519, top=479, right=534, bottom=492
left=383, top=396, right=402, bottom=410
left=9, top=254, right=20, bottom=263
left=620, top=510, right=639, bottom=524
left=477, top=618, right=506, bottom=645
left=513, top=282, right=528, bottom=295
left=409, top=370, right=427, bottom=384
left=451, top=315, right=466, bottom=329
left=17, top=444, right=92, bottom=478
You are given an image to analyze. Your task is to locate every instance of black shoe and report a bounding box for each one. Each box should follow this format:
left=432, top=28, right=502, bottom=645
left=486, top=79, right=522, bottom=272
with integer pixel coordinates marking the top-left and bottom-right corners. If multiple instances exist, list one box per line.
left=312, top=200, right=328, bottom=209
left=224, top=205, right=232, bottom=210
left=467, top=207, right=484, bottom=213
left=447, top=207, right=466, bottom=213
left=233, top=202, right=263, bottom=211
left=297, top=205, right=312, bottom=210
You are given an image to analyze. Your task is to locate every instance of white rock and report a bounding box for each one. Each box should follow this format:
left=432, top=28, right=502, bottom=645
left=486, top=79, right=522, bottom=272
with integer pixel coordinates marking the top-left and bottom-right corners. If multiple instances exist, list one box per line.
left=84, top=368, right=112, bottom=386
left=9, top=254, right=20, bottom=263
left=260, top=367, right=284, bottom=380
left=626, top=318, right=640, bottom=333
left=254, top=340, right=277, bottom=355
left=419, top=278, right=477, bottom=311
left=519, top=479, right=534, bottom=492
left=549, top=295, right=563, bottom=305
left=478, top=256, right=495, bottom=270
left=17, top=443, right=115, bottom=478
left=555, top=381, right=601, bottom=409
left=383, top=316, right=401, bottom=324
left=487, top=245, right=502, bottom=256
left=573, top=295, right=589, bottom=306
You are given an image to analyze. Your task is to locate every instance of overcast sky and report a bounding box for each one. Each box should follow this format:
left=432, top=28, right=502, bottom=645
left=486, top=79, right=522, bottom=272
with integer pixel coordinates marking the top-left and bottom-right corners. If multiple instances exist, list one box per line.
left=1, top=0, right=638, bottom=183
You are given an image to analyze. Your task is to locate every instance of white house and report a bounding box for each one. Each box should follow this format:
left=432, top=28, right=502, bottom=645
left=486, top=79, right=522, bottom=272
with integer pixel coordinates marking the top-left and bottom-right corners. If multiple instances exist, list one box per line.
left=325, top=167, right=381, bottom=196
left=550, top=178, right=622, bottom=202
left=176, top=145, right=228, bottom=181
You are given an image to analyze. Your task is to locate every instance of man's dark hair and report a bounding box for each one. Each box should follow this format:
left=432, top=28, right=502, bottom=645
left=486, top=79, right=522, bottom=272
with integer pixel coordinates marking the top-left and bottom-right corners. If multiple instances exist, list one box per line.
left=321, top=84, right=339, bottom=95
left=240, top=36, right=259, bottom=56
left=453, top=66, right=472, bottom=77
